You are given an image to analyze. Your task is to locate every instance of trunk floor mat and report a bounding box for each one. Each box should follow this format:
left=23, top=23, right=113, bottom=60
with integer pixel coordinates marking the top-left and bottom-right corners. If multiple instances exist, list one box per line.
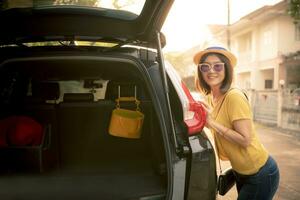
left=0, top=172, right=166, bottom=200
left=0, top=149, right=167, bottom=199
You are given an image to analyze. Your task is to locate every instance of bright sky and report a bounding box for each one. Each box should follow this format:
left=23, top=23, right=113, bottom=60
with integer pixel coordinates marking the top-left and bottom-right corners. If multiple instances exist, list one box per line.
left=162, top=0, right=282, bottom=52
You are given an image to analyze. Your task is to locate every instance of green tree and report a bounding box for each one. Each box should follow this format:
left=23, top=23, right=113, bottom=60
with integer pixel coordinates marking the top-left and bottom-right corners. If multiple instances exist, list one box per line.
left=112, top=0, right=136, bottom=9
left=54, top=0, right=98, bottom=6
left=288, top=0, right=300, bottom=23
left=1, top=0, right=138, bottom=10
left=54, top=0, right=136, bottom=8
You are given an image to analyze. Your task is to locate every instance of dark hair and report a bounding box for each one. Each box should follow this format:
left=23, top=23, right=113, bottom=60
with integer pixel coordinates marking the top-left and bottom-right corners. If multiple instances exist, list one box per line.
left=195, top=53, right=233, bottom=95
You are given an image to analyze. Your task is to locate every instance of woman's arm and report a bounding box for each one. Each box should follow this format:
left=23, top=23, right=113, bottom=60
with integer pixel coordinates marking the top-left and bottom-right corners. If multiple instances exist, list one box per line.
left=207, top=118, right=252, bottom=148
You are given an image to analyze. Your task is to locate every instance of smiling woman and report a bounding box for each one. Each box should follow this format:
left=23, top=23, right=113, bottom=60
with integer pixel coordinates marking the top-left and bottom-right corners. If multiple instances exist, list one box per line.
left=194, top=46, right=280, bottom=199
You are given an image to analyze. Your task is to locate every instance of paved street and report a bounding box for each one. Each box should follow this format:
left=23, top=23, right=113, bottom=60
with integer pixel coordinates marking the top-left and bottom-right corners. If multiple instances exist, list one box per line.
left=217, top=123, right=300, bottom=200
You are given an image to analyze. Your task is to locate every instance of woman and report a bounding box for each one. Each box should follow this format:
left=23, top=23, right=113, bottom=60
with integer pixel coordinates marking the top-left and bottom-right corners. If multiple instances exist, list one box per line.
left=194, top=46, right=280, bottom=200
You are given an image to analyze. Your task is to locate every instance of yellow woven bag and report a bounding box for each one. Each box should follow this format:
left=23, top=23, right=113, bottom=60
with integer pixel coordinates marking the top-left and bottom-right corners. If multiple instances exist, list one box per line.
left=108, top=89, right=144, bottom=139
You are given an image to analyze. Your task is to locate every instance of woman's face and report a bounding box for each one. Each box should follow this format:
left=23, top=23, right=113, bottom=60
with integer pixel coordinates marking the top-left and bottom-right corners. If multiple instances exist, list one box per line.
left=199, top=54, right=225, bottom=89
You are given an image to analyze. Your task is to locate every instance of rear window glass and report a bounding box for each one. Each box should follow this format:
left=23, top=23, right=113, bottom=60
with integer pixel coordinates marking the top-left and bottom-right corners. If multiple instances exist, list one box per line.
left=1, top=0, right=146, bottom=16
left=58, top=80, right=109, bottom=102
left=22, top=41, right=118, bottom=47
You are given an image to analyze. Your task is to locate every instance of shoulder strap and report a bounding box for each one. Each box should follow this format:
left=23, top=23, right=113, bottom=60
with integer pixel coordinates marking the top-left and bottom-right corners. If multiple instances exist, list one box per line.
left=215, top=89, right=233, bottom=174
left=216, top=88, right=249, bottom=173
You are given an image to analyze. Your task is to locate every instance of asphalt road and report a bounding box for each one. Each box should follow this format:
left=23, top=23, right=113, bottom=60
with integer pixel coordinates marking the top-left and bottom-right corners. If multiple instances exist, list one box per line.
left=217, top=123, right=300, bottom=200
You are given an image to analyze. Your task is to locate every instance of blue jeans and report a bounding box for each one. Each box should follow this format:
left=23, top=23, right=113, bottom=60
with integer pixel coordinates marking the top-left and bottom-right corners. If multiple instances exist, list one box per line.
left=233, top=156, right=280, bottom=200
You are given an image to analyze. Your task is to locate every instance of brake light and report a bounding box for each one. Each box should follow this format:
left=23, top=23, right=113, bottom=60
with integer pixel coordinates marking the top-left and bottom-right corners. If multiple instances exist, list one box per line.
left=164, top=61, right=206, bottom=135
left=181, top=82, right=206, bottom=135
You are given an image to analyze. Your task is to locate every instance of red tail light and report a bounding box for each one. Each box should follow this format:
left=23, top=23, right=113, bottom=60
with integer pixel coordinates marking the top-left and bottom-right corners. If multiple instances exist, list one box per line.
left=164, top=61, right=206, bottom=136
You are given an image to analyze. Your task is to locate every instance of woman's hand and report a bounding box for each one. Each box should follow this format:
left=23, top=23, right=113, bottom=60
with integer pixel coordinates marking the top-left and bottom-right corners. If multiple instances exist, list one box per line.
left=200, top=101, right=213, bottom=128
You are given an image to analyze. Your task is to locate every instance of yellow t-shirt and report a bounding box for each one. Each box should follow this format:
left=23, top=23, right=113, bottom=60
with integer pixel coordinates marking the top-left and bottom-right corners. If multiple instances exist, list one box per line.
left=208, top=88, right=268, bottom=175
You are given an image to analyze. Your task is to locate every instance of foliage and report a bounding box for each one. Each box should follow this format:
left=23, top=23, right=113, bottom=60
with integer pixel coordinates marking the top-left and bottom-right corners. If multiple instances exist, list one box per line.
left=164, top=52, right=186, bottom=74
left=54, top=0, right=137, bottom=8
left=111, top=0, right=136, bottom=9
left=1, top=0, right=137, bottom=9
left=288, top=0, right=300, bottom=23
left=283, top=50, right=300, bottom=61
left=54, top=0, right=98, bottom=6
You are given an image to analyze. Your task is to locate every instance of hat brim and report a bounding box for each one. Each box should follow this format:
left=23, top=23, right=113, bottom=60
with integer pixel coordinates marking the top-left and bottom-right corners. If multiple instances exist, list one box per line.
left=193, top=49, right=237, bottom=67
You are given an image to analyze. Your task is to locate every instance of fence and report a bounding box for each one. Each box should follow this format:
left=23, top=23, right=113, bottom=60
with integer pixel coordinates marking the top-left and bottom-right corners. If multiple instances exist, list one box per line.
left=252, top=90, right=278, bottom=125
left=250, top=89, right=300, bottom=132
left=281, top=90, right=300, bottom=132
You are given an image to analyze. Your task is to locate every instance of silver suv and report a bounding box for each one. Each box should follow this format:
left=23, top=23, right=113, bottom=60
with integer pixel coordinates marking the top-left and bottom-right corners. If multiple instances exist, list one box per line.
left=0, top=1, right=217, bottom=199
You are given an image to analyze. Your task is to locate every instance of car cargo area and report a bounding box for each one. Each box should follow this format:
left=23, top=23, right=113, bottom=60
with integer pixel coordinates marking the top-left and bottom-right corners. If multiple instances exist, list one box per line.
left=0, top=54, right=167, bottom=200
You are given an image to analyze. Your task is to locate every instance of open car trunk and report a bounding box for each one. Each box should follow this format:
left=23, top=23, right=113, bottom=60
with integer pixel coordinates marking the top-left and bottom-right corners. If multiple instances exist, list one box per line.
left=0, top=49, right=168, bottom=200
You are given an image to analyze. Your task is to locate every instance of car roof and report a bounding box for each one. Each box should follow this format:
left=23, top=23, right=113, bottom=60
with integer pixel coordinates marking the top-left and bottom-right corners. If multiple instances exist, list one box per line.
left=0, top=0, right=174, bottom=48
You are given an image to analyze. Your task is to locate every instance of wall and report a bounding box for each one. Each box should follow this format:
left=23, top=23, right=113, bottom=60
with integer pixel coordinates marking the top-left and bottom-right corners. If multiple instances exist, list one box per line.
left=236, top=72, right=251, bottom=89
left=278, top=15, right=300, bottom=55
left=258, top=20, right=278, bottom=61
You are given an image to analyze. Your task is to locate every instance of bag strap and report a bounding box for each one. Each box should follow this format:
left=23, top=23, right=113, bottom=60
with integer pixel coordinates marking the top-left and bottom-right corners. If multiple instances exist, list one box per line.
left=116, top=85, right=141, bottom=111
left=215, top=88, right=234, bottom=174
left=215, top=87, right=248, bottom=173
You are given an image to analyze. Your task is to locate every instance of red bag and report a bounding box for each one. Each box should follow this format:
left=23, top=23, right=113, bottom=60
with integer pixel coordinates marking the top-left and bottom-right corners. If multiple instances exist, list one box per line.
left=0, top=116, right=43, bottom=146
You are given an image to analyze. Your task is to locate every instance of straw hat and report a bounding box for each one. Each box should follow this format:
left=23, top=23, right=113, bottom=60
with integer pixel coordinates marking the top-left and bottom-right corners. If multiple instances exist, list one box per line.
left=193, top=46, right=237, bottom=67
